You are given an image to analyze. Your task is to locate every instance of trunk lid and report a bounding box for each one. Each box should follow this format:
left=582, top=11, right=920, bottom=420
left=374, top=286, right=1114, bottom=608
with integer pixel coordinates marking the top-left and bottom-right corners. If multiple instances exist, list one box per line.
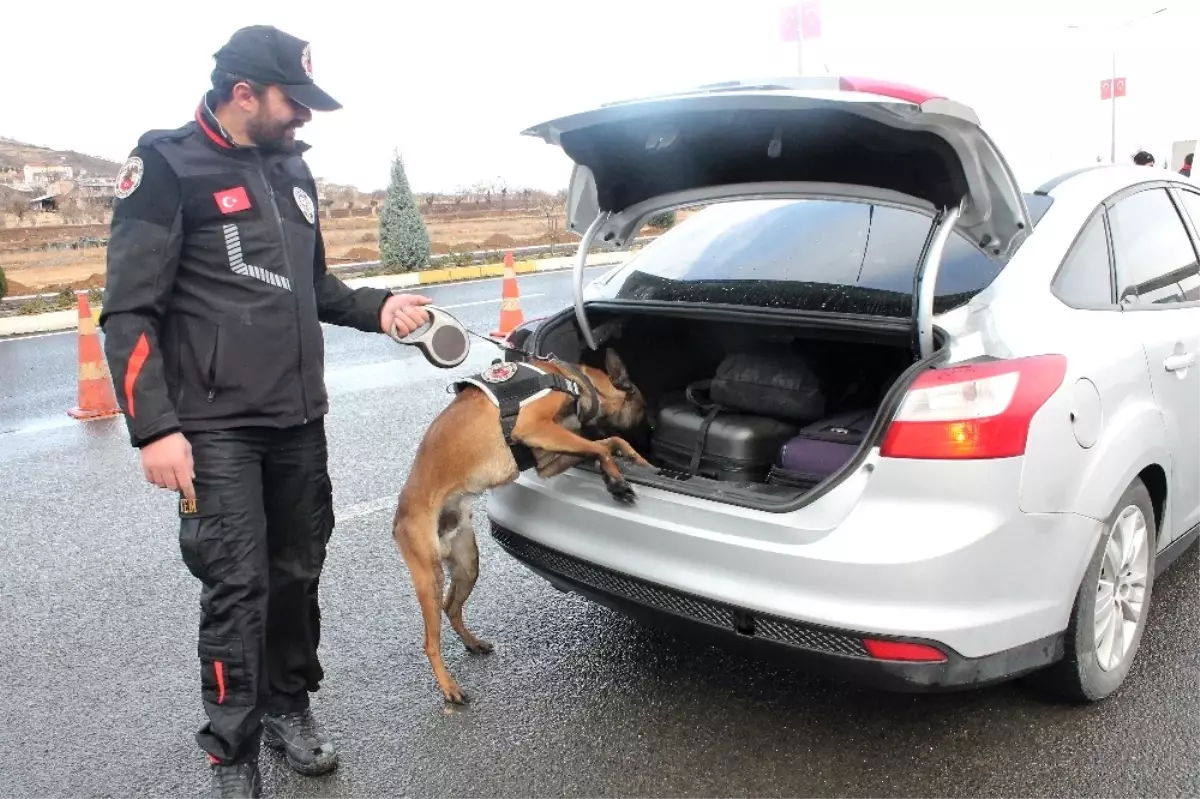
left=521, top=76, right=1031, bottom=357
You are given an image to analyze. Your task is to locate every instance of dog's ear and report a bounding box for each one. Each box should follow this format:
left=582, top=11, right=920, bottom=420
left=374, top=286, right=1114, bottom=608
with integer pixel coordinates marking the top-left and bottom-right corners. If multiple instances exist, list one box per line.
left=605, top=349, right=633, bottom=390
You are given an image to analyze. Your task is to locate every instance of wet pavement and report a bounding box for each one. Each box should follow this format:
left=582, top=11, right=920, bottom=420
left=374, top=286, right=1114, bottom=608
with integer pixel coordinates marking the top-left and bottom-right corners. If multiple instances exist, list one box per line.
left=0, top=267, right=1196, bottom=798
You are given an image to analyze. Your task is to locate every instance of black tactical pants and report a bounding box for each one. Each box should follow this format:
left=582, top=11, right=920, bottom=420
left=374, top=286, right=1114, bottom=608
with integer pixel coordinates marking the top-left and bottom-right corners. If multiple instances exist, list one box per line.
left=178, top=419, right=335, bottom=765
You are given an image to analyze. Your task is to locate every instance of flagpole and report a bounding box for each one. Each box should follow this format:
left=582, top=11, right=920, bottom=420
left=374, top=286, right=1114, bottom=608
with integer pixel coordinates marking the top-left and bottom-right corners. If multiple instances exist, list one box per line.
left=1110, top=47, right=1117, bottom=164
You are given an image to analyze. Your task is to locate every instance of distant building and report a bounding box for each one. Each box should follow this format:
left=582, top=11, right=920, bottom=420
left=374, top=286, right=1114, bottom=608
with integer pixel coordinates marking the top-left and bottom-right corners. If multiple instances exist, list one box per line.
left=24, top=163, right=74, bottom=186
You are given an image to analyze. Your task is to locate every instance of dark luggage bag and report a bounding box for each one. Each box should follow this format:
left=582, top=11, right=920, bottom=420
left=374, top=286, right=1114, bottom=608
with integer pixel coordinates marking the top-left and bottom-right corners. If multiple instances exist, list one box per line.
left=652, top=400, right=799, bottom=482
left=767, top=409, right=876, bottom=490
left=649, top=347, right=827, bottom=483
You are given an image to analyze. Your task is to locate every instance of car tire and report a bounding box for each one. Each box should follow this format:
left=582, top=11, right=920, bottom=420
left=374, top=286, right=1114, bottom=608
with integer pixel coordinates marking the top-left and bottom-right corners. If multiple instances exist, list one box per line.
left=1033, top=478, right=1157, bottom=703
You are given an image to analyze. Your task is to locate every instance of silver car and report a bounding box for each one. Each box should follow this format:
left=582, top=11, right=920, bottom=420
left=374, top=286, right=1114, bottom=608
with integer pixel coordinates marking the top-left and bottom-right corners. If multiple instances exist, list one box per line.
left=489, top=76, right=1200, bottom=702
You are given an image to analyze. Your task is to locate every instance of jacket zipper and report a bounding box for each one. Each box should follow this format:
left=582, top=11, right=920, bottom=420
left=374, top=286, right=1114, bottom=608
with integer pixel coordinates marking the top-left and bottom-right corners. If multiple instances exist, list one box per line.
left=206, top=325, right=220, bottom=402
left=255, top=153, right=308, bottom=424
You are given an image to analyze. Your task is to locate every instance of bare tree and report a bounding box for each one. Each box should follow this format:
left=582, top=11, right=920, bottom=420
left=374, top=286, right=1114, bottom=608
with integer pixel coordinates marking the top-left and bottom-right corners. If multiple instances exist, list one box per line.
left=9, top=198, right=28, bottom=224
left=536, top=193, right=567, bottom=252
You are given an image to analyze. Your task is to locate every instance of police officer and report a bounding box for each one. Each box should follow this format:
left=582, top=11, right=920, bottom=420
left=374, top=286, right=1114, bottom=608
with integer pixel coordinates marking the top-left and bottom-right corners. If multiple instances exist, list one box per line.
left=100, top=25, right=431, bottom=799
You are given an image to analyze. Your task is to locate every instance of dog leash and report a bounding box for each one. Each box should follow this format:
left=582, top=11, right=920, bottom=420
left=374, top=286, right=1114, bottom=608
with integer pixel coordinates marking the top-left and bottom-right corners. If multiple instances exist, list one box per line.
left=388, top=305, right=544, bottom=368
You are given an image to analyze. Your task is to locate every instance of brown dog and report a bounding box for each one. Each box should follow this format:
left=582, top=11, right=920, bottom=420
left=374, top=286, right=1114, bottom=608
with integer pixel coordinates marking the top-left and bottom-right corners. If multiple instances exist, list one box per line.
left=392, top=349, right=650, bottom=703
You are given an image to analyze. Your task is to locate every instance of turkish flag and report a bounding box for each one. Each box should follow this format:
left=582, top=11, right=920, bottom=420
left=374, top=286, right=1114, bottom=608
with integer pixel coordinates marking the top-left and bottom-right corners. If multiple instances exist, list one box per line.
left=800, top=0, right=821, bottom=39
left=214, top=187, right=252, bottom=215
left=1114, top=77, right=1127, bottom=97
left=780, top=4, right=799, bottom=42
left=1100, top=79, right=1112, bottom=100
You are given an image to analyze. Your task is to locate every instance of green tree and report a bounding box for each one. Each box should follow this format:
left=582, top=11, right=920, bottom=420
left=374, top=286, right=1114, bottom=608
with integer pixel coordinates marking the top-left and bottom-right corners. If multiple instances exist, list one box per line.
left=0, top=266, right=7, bottom=301
left=378, top=150, right=431, bottom=271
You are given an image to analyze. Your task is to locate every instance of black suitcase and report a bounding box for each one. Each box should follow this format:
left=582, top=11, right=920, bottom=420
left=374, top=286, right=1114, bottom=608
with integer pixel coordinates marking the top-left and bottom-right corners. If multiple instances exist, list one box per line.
left=652, top=399, right=799, bottom=482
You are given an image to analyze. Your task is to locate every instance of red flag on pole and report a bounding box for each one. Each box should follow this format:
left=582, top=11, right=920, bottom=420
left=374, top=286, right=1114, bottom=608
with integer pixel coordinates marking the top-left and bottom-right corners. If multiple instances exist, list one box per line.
left=1114, top=77, right=1127, bottom=97
left=1100, top=79, right=1112, bottom=100
left=780, top=4, right=799, bottom=42
left=800, top=0, right=822, bottom=39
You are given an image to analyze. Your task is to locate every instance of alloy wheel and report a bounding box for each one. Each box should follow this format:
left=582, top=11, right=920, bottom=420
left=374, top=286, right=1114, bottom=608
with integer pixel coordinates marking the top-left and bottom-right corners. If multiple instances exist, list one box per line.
left=1093, top=504, right=1150, bottom=672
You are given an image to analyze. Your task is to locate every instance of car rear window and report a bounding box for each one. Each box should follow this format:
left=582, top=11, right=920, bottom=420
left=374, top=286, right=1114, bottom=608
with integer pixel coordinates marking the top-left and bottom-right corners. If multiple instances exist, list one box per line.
left=603, top=197, right=1031, bottom=316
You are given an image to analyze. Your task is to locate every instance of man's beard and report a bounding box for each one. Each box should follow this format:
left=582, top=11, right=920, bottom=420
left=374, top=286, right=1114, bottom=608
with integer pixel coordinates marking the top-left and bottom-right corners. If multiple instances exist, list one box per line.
left=247, top=113, right=299, bottom=152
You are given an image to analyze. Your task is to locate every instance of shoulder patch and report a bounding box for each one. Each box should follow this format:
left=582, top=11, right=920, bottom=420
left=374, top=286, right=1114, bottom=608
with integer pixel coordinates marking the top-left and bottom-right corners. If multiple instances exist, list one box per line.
left=114, top=156, right=145, bottom=199
left=481, top=362, right=519, bottom=383
left=293, top=186, right=315, bottom=224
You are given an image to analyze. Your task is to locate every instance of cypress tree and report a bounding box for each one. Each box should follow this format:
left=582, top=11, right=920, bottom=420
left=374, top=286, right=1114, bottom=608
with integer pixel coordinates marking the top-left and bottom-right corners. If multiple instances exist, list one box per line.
left=379, top=150, right=431, bottom=271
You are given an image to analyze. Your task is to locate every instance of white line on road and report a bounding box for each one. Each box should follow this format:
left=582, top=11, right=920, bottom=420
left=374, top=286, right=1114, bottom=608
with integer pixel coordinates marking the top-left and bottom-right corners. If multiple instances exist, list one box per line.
left=337, top=494, right=398, bottom=522
left=0, top=329, right=75, bottom=342
left=441, top=292, right=544, bottom=310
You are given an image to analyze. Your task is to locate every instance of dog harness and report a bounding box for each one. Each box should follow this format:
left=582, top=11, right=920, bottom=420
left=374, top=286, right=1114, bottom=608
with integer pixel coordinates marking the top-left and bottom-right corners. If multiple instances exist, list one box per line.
left=453, top=359, right=600, bottom=472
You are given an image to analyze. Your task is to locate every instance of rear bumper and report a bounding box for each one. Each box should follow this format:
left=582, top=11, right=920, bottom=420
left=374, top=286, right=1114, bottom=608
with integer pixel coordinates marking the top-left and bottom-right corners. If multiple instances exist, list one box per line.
left=492, top=523, right=1065, bottom=692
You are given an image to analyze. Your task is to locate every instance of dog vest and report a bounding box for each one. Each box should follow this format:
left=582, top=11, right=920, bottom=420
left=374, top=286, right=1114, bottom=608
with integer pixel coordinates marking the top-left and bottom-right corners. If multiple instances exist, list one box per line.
left=453, top=359, right=598, bottom=472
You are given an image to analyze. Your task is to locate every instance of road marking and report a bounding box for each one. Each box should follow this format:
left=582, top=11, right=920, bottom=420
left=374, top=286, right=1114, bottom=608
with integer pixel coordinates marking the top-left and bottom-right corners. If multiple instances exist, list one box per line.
left=441, top=293, right=544, bottom=310
left=337, top=494, right=398, bottom=521
left=0, top=329, right=75, bottom=343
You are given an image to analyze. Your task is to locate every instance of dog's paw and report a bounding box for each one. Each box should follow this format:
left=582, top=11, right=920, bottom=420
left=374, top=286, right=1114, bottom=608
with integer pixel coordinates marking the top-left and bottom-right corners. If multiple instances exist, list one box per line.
left=441, top=683, right=470, bottom=705
left=465, top=638, right=494, bottom=655
left=607, top=480, right=637, bottom=505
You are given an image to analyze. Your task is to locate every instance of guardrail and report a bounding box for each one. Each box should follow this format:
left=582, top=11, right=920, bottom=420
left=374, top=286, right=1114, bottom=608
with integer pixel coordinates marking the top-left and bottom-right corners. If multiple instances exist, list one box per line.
left=0, top=235, right=656, bottom=311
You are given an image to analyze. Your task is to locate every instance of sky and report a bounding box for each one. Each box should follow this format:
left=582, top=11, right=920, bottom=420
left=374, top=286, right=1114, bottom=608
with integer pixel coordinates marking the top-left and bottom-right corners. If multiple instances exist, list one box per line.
left=2, top=0, right=1198, bottom=194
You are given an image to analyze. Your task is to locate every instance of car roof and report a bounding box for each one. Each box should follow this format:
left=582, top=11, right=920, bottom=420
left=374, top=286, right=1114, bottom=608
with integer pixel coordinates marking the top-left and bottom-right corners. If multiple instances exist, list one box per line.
left=1036, top=164, right=1196, bottom=205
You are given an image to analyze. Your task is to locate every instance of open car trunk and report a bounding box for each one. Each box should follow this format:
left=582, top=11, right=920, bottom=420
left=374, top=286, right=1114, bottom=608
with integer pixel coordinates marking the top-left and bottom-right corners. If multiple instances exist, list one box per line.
left=518, top=302, right=947, bottom=512
left=509, top=77, right=1025, bottom=510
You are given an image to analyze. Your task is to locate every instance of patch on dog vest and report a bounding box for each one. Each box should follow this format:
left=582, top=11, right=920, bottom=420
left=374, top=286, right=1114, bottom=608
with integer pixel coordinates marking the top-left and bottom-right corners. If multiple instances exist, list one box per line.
left=480, top=361, right=519, bottom=384
left=454, top=361, right=562, bottom=409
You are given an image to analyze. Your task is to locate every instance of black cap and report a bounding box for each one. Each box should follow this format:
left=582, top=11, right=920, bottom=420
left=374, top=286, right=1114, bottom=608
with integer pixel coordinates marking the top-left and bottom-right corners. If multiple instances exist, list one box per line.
left=213, top=25, right=342, bottom=112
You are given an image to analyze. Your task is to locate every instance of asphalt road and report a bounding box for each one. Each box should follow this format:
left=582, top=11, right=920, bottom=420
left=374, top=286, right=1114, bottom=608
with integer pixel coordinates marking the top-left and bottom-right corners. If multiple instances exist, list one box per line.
left=1, top=267, right=1196, bottom=798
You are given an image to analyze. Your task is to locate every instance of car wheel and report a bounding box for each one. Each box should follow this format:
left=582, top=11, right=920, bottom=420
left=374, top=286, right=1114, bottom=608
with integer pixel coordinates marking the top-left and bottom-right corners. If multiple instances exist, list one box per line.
left=1035, top=478, right=1157, bottom=703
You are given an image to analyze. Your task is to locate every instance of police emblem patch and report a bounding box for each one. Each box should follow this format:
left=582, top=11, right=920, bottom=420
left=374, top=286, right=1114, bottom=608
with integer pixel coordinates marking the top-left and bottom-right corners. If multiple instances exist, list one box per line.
left=114, top=156, right=144, bottom=199
left=301, top=44, right=313, bottom=79
left=481, top=362, right=519, bottom=383
left=294, top=186, right=315, bottom=225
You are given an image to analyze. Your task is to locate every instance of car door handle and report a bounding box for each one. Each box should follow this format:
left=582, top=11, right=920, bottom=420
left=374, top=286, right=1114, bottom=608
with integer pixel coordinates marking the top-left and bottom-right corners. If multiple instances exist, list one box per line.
left=1164, top=352, right=1197, bottom=372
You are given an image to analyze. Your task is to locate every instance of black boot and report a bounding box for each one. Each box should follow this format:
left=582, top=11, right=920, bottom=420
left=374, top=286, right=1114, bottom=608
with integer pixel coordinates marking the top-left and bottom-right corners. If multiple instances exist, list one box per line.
left=262, top=709, right=338, bottom=776
left=207, top=758, right=262, bottom=799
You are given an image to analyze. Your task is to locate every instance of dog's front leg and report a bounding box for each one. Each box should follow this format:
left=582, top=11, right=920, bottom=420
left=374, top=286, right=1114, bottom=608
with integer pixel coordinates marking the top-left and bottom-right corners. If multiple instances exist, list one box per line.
left=597, top=436, right=653, bottom=468
left=514, top=422, right=638, bottom=504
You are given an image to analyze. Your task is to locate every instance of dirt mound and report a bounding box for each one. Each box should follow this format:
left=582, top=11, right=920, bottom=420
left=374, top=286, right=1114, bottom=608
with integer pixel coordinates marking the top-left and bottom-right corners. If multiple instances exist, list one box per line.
left=344, top=247, right=379, bottom=261
left=482, top=233, right=516, bottom=248
left=5, top=278, right=33, bottom=295
left=75, top=273, right=105, bottom=290
left=430, top=241, right=452, bottom=254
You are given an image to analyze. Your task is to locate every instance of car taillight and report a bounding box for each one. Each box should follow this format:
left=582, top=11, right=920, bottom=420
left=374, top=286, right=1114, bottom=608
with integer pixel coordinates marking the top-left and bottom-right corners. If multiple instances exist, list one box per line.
left=862, top=639, right=947, bottom=663
left=880, top=354, right=1068, bottom=460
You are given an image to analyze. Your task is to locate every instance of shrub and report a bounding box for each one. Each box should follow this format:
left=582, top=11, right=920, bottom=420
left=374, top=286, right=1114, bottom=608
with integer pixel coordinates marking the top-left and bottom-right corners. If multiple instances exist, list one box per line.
left=647, top=210, right=677, bottom=230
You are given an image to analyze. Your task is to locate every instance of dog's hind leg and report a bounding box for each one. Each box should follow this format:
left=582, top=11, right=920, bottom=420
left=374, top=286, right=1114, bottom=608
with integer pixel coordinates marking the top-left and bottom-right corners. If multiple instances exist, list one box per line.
left=394, top=494, right=467, bottom=704
left=441, top=495, right=492, bottom=655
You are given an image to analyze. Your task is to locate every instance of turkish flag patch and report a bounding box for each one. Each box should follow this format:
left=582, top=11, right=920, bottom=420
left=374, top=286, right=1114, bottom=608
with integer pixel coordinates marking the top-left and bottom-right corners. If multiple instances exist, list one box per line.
left=213, top=187, right=252, bottom=214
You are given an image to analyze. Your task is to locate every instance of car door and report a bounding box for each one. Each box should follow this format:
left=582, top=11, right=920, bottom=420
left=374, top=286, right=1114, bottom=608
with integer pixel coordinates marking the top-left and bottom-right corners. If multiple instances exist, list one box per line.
left=1105, top=185, right=1200, bottom=542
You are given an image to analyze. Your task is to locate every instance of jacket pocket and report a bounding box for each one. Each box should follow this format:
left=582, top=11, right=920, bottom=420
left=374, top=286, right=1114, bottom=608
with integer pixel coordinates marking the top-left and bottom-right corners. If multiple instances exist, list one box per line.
left=174, top=316, right=221, bottom=418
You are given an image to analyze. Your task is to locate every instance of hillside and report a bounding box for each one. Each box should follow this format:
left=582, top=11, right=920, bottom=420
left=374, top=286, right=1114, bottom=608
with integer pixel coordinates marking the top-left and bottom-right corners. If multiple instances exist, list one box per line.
left=0, top=137, right=121, bottom=177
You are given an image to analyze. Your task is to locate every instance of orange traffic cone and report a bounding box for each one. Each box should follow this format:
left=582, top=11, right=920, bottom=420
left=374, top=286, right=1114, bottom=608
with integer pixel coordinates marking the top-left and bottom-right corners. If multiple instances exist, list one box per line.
left=491, top=251, right=526, bottom=339
left=67, top=293, right=123, bottom=421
